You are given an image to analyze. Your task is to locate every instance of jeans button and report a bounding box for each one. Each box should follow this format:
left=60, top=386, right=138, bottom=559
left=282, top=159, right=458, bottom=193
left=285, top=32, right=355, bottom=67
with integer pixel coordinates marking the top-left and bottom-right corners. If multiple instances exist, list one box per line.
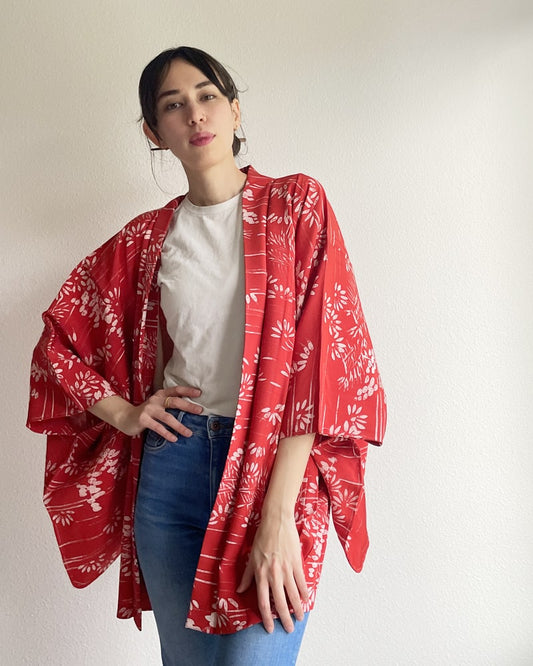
left=211, top=421, right=220, bottom=430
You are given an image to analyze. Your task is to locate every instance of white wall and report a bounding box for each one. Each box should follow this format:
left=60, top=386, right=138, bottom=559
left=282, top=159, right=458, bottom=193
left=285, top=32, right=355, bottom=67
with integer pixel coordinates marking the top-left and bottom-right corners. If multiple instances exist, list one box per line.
left=2, top=1, right=532, bottom=664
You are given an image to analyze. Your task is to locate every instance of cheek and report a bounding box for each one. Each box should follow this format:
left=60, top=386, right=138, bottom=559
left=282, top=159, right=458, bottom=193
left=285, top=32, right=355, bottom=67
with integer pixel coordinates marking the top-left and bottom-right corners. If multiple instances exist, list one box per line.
left=158, top=118, right=184, bottom=141
left=222, top=109, right=238, bottom=133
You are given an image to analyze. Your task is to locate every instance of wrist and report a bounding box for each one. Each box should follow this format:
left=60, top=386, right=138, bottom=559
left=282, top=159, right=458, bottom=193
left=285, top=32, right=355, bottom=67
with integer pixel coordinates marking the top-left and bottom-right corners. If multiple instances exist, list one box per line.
left=88, top=395, right=137, bottom=435
left=261, top=495, right=296, bottom=521
left=114, top=402, right=138, bottom=435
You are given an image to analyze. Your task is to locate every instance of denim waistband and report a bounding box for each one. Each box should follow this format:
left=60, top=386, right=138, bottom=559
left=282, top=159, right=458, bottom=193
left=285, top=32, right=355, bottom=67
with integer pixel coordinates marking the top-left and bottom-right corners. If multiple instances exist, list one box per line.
left=166, top=408, right=235, bottom=436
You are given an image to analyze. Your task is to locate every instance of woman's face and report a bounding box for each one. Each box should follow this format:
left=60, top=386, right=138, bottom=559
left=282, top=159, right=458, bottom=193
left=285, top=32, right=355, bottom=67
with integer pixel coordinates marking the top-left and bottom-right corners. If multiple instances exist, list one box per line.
left=144, top=59, right=240, bottom=174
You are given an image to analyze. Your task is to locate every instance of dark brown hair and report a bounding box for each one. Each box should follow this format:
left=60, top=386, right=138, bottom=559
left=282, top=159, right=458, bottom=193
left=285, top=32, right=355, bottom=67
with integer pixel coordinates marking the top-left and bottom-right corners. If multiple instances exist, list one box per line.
left=139, top=46, right=241, bottom=156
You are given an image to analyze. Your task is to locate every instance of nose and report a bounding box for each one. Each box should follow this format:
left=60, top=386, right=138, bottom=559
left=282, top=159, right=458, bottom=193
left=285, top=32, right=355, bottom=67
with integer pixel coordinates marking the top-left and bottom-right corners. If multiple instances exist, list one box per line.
left=187, top=102, right=206, bottom=126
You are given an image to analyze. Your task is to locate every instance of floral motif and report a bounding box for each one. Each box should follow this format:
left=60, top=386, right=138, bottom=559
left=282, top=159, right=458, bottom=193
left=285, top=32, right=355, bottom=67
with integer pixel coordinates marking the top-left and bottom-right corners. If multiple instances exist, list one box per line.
left=51, top=510, right=75, bottom=526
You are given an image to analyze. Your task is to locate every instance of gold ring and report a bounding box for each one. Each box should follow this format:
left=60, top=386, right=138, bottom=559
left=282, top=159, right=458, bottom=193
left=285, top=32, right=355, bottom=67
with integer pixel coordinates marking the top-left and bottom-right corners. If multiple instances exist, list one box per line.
left=164, top=396, right=171, bottom=409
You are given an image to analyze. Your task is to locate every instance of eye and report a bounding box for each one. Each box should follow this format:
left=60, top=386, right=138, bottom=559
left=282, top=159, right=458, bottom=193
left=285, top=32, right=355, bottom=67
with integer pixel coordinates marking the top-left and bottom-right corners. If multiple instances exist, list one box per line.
left=164, top=101, right=183, bottom=111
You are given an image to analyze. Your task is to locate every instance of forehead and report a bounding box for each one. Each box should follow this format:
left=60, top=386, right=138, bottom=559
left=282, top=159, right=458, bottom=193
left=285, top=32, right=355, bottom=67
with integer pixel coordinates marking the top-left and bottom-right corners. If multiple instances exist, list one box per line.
left=159, top=59, right=213, bottom=94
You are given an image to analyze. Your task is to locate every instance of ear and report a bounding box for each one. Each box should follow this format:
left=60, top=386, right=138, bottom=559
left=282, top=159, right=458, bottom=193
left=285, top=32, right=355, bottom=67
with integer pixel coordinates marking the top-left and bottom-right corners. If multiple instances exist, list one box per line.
left=231, top=98, right=241, bottom=132
left=142, top=120, right=166, bottom=149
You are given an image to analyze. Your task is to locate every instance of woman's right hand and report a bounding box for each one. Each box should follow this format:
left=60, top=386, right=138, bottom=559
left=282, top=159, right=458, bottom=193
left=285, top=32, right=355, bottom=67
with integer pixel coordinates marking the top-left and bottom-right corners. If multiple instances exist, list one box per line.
left=88, top=386, right=203, bottom=441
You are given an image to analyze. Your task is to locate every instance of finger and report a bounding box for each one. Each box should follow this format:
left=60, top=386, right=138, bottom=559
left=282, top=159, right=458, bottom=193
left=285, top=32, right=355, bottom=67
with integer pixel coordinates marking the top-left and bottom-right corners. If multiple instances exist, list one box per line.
left=159, top=413, right=194, bottom=439
left=256, top=574, right=275, bottom=634
left=271, top=577, right=294, bottom=633
left=236, top=562, right=254, bottom=594
left=293, top=561, right=310, bottom=604
left=163, top=387, right=203, bottom=414
left=162, top=396, right=203, bottom=415
left=147, top=419, right=182, bottom=442
left=174, top=398, right=203, bottom=414
left=143, top=412, right=192, bottom=441
left=284, top=576, right=304, bottom=622
left=145, top=419, right=178, bottom=442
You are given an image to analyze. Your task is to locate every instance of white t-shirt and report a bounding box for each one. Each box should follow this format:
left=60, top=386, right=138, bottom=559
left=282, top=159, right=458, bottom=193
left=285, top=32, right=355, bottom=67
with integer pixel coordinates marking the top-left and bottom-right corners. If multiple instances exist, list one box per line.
left=157, top=192, right=245, bottom=417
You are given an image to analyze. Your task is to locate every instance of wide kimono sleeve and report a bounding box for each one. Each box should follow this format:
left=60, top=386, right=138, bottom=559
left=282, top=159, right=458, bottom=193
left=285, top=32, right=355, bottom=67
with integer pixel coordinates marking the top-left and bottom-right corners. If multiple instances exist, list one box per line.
left=280, top=175, right=387, bottom=571
left=27, top=232, right=140, bottom=435
left=26, top=215, right=160, bottom=592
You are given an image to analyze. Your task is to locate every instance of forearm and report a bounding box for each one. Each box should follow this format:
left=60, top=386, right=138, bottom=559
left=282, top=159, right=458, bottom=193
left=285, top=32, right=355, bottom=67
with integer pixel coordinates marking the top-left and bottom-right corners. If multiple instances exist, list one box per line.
left=87, top=394, right=137, bottom=434
left=262, top=433, right=315, bottom=519
left=238, top=432, right=315, bottom=630
left=87, top=386, right=203, bottom=440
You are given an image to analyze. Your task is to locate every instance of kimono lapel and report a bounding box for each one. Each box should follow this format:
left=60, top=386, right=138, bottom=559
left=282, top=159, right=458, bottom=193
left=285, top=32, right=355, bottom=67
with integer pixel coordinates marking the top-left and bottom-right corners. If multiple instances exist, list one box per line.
left=234, top=167, right=270, bottom=425
left=118, top=200, right=181, bottom=628
left=131, top=200, right=181, bottom=404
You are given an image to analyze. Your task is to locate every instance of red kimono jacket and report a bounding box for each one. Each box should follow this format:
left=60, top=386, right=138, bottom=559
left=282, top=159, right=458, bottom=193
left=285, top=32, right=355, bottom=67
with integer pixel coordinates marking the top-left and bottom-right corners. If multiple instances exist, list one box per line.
left=27, top=166, right=386, bottom=633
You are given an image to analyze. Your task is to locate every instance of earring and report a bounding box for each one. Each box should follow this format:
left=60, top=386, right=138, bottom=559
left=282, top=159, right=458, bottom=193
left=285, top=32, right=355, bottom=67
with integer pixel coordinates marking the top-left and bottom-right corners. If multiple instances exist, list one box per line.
left=234, top=127, right=247, bottom=144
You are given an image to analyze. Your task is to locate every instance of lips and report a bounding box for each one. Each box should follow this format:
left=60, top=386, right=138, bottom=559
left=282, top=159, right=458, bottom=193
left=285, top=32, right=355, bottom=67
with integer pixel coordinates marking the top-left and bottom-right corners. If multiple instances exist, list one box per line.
left=189, top=132, right=215, bottom=146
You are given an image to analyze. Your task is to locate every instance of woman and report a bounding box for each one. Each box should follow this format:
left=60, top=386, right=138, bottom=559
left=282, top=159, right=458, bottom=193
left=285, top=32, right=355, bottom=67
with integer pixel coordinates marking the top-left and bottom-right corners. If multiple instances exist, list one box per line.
left=27, top=47, right=386, bottom=665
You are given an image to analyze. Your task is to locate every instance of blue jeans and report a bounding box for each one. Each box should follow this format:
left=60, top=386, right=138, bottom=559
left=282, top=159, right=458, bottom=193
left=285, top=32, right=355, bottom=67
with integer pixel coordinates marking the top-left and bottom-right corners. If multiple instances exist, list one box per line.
left=134, top=410, right=308, bottom=666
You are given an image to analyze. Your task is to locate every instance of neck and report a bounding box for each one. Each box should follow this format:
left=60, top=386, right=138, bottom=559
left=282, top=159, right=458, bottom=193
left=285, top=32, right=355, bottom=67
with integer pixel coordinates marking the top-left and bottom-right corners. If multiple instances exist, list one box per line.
left=184, top=159, right=247, bottom=206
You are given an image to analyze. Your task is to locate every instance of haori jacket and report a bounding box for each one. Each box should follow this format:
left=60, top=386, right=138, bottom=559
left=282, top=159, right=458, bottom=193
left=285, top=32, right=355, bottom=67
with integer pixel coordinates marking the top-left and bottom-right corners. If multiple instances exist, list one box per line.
left=27, top=166, right=386, bottom=634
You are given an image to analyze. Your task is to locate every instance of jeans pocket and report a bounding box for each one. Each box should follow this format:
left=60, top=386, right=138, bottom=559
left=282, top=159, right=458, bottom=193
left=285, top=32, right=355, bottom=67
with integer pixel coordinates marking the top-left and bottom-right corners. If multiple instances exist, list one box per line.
left=144, top=428, right=171, bottom=452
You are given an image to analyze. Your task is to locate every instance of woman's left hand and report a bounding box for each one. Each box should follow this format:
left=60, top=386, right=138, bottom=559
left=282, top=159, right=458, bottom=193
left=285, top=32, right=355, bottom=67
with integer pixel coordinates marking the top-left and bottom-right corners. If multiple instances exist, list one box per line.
left=236, top=511, right=309, bottom=633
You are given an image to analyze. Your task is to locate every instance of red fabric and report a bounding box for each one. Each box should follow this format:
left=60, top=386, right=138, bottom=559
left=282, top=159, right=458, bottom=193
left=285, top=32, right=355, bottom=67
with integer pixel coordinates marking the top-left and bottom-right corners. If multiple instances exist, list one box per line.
left=27, top=167, right=386, bottom=633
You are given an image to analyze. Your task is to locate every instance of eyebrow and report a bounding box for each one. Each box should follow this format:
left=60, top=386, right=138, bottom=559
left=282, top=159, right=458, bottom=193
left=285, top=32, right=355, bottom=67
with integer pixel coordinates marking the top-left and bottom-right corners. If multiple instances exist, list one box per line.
left=157, top=80, right=215, bottom=102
